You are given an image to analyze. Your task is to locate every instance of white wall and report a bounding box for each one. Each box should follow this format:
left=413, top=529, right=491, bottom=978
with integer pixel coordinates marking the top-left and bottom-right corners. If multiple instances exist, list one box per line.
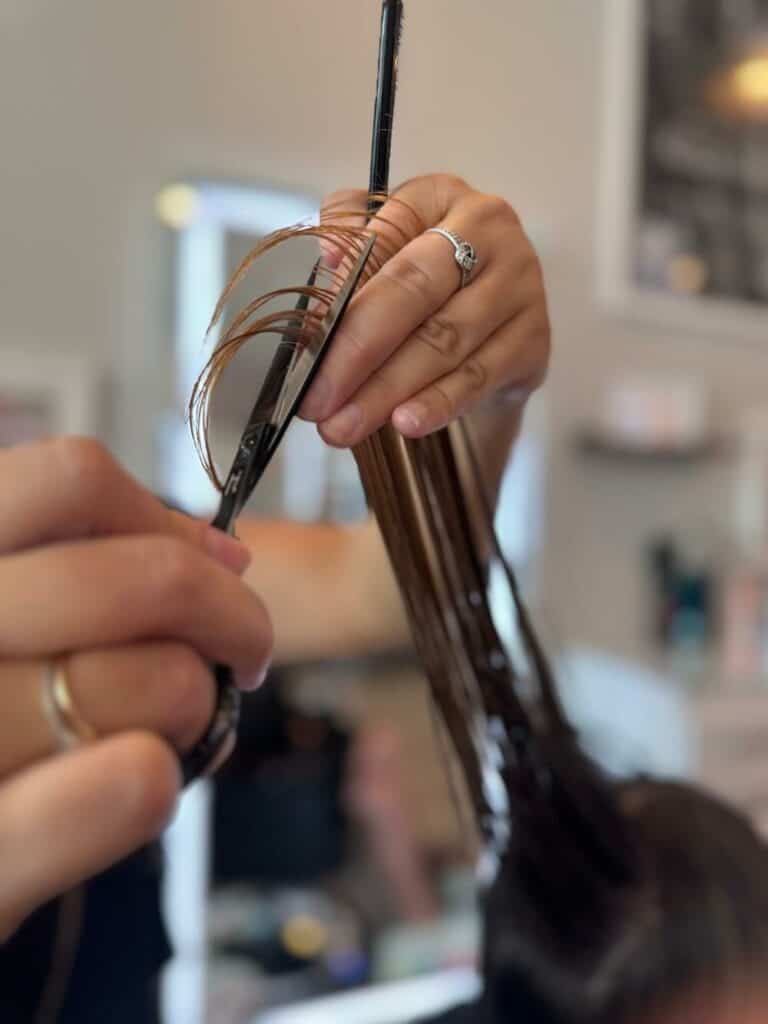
left=2, top=0, right=767, bottom=659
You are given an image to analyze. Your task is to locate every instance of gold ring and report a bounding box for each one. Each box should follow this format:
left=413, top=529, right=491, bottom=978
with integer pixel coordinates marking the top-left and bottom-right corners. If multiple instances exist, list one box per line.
left=40, top=658, right=97, bottom=751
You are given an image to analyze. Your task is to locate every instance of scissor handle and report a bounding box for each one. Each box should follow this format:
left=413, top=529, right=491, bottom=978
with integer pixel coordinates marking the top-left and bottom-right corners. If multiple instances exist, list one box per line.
left=180, top=665, right=241, bottom=786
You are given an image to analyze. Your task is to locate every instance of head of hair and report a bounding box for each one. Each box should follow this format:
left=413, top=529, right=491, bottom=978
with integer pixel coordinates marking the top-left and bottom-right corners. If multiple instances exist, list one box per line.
left=483, top=768, right=768, bottom=1023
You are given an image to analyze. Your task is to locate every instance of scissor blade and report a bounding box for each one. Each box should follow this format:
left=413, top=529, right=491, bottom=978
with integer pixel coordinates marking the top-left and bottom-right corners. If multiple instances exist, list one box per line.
left=211, top=420, right=276, bottom=533
left=211, top=234, right=375, bottom=531
left=258, top=233, right=376, bottom=463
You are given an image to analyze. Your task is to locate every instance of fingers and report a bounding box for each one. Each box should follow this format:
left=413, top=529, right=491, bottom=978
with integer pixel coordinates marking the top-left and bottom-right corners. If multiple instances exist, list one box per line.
left=393, top=302, right=550, bottom=436
left=0, top=732, right=179, bottom=940
left=317, top=259, right=530, bottom=447
left=319, top=178, right=442, bottom=267
left=0, top=534, right=273, bottom=678
left=302, top=180, right=482, bottom=424
left=300, top=174, right=547, bottom=445
left=0, top=644, right=217, bottom=778
left=0, top=437, right=250, bottom=573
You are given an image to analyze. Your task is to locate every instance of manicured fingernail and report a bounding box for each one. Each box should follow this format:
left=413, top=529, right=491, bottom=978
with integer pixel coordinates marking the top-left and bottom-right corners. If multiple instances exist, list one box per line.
left=300, top=375, right=331, bottom=420
left=204, top=527, right=252, bottom=574
left=393, top=403, right=428, bottom=436
left=236, top=662, right=271, bottom=692
left=322, top=403, right=362, bottom=444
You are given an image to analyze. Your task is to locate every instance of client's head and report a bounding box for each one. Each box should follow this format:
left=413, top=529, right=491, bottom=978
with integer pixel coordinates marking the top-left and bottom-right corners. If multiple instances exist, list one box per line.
left=483, top=747, right=768, bottom=1024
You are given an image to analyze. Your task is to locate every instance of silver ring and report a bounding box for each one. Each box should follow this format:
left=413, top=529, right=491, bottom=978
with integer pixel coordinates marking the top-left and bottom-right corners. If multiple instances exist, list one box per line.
left=40, top=658, right=97, bottom=751
left=426, top=227, right=478, bottom=288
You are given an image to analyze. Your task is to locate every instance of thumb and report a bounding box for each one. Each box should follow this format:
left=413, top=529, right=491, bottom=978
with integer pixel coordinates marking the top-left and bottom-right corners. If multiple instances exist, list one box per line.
left=319, top=188, right=369, bottom=268
left=0, top=732, right=180, bottom=940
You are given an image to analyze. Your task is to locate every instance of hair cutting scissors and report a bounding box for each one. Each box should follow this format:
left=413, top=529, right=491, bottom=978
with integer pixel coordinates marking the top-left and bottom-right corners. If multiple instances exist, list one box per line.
left=181, top=235, right=376, bottom=783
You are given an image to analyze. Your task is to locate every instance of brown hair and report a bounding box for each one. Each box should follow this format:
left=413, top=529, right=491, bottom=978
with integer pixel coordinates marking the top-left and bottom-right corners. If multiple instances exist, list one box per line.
left=189, top=198, right=574, bottom=832
left=191, top=205, right=768, bottom=1024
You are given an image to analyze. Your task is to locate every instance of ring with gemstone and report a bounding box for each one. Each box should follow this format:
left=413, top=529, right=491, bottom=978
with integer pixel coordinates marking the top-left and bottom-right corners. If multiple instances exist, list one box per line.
left=426, top=227, right=479, bottom=288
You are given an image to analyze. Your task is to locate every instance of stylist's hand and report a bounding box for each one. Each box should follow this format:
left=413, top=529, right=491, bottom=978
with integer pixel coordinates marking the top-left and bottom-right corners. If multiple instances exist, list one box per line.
left=301, top=173, right=549, bottom=445
left=0, top=438, right=272, bottom=939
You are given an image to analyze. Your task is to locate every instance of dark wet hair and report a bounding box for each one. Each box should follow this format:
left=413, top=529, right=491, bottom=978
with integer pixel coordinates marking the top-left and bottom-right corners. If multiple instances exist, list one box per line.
left=483, top=771, right=768, bottom=1023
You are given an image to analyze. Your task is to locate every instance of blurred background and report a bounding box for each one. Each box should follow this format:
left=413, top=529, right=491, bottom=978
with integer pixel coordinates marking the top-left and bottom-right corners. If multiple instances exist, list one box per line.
left=1, top=0, right=768, bottom=1021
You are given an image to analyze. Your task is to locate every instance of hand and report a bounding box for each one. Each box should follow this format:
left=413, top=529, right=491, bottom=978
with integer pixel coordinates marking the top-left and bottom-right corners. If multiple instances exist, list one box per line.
left=300, top=173, right=550, bottom=446
left=0, top=438, right=273, bottom=938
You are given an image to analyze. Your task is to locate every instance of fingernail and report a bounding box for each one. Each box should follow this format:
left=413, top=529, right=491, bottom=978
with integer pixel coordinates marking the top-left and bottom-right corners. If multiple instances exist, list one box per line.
left=300, top=375, right=331, bottom=420
left=319, top=240, right=343, bottom=269
left=322, top=403, right=362, bottom=445
left=204, top=527, right=252, bottom=574
left=393, top=402, right=428, bottom=436
left=237, top=662, right=271, bottom=692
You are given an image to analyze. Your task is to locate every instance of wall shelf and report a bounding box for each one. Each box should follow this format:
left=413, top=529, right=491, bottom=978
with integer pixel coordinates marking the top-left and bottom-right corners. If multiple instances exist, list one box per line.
left=574, top=431, right=727, bottom=466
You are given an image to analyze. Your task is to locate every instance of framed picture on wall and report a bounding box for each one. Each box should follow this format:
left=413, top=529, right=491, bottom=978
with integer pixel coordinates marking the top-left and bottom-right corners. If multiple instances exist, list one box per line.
left=0, top=348, right=98, bottom=447
left=598, top=0, right=768, bottom=340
